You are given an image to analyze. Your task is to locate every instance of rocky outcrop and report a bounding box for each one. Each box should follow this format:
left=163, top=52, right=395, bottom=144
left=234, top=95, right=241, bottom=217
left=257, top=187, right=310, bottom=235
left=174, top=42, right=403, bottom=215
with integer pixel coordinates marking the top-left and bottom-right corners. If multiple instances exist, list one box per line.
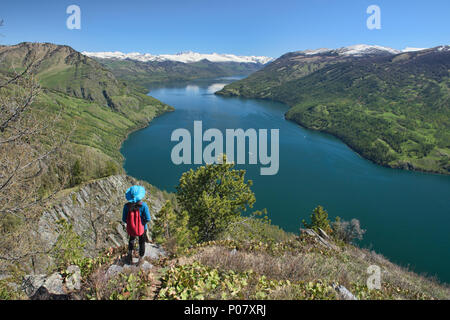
left=332, top=283, right=358, bottom=300
left=300, top=228, right=339, bottom=251
left=106, top=243, right=166, bottom=279
left=16, top=174, right=171, bottom=298
left=23, top=264, right=89, bottom=300
left=65, top=265, right=82, bottom=291
left=22, top=265, right=78, bottom=299
left=22, top=242, right=168, bottom=299
left=35, top=175, right=169, bottom=273
left=143, top=243, right=167, bottom=260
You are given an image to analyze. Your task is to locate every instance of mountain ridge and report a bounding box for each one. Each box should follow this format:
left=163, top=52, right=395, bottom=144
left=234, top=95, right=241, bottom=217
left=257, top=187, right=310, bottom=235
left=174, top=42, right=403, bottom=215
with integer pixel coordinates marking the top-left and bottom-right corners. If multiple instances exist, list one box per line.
left=0, top=42, right=140, bottom=109
left=283, top=44, right=449, bottom=57
left=83, top=50, right=273, bottom=64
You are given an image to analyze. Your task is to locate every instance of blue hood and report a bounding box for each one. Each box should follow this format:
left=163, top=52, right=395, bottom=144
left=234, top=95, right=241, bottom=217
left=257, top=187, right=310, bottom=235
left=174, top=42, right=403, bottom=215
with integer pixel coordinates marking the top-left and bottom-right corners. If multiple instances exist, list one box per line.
left=125, top=185, right=146, bottom=203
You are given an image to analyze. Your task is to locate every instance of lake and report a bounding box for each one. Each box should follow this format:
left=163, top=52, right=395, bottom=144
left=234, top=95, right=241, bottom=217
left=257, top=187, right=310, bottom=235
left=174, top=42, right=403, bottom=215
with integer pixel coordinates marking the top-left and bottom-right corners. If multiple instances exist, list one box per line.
left=121, top=77, right=450, bottom=283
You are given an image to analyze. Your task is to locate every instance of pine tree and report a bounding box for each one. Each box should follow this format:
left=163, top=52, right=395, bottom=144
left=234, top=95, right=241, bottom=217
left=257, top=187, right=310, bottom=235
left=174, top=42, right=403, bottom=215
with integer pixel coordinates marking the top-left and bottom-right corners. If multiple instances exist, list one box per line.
left=151, top=200, right=196, bottom=254
left=70, top=159, right=84, bottom=187
left=151, top=201, right=171, bottom=245
left=302, top=205, right=332, bottom=234
left=176, top=155, right=256, bottom=242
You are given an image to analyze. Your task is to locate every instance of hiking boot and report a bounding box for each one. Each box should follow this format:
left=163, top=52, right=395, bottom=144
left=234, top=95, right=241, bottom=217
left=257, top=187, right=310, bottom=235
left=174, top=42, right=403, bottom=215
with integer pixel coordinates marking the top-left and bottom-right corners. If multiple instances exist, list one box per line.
left=124, top=250, right=133, bottom=265
left=137, top=257, right=144, bottom=267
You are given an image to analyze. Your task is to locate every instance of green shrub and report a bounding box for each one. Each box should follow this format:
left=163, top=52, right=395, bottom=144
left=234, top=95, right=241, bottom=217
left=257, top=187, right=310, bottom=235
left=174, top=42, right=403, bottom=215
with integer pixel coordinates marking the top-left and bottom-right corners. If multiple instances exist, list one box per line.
left=69, top=159, right=84, bottom=187
left=158, top=262, right=338, bottom=300
left=152, top=200, right=197, bottom=254
left=50, top=219, right=86, bottom=270
left=158, top=262, right=261, bottom=300
left=176, top=155, right=256, bottom=242
left=107, top=272, right=150, bottom=300
left=302, top=205, right=332, bottom=234
left=220, top=211, right=294, bottom=244
left=332, top=217, right=366, bottom=243
left=0, top=280, right=26, bottom=300
left=97, top=160, right=120, bottom=178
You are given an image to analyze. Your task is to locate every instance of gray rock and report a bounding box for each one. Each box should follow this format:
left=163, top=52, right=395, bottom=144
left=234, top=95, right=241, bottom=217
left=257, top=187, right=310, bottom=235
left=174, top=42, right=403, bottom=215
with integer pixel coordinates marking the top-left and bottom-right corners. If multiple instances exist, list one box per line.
left=30, top=287, right=69, bottom=300
left=143, top=243, right=167, bottom=260
left=122, top=264, right=135, bottom=273
left=22, top=273, right=65, bottom=297
left=333, top=283, right=358, bottom=300
left=65, top=265, right=81, bottom=291
left=22, top=275, right=47, bottom=297
left=300, top=228, right=339, bottom=251
left=108, top=234, right=121, bottom=248
left=140, top=261, right=153, bottom=271
left=106, top=264, right=124, bottom=278
left=43, top=273, right=65, bottom=295
left=301, top=228, right=319, bottom=238
left=0, top=274, right=10, bottom=281
left=116, top=223, right=128, bottom=243
left=317, top=228, right=330, bottom=240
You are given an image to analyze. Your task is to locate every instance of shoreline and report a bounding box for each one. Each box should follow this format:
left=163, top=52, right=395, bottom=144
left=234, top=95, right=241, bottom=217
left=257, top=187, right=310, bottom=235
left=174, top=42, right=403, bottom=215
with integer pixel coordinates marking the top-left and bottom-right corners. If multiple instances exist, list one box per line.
left=215, top=90, right=449, bottom=177
left=117, top=101, right=175, bottom=168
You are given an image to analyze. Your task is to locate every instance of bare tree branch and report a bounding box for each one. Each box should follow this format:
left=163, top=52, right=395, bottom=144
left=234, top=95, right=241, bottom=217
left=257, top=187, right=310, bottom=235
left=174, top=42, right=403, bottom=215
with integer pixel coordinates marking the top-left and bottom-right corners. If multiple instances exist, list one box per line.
left=0, top=57, right=72, bottom=274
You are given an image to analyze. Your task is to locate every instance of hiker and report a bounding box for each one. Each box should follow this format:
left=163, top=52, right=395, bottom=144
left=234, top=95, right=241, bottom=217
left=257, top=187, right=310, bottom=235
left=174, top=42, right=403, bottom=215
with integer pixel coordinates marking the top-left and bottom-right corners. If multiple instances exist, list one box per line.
left=122, top=185, right=151, bottom=265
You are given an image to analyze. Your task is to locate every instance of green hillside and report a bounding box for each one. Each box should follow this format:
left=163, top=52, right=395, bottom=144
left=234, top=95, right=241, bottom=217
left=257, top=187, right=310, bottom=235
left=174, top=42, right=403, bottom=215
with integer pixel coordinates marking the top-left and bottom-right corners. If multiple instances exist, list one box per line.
left=217, top=48, right=450, bottom=174
left=0, top=42, right=164, bottom=110
left=0, top=42, right=173, bottom=182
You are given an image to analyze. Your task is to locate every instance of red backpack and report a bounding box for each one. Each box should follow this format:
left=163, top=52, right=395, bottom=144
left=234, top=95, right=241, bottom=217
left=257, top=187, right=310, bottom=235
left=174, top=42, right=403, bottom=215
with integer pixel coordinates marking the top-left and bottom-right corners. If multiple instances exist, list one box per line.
left=126, top=202, right=145, bottom=237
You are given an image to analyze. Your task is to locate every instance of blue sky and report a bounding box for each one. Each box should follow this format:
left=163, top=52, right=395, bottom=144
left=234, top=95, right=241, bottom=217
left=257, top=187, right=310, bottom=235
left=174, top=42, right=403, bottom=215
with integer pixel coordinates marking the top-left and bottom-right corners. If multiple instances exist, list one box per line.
left=0, top=0, right=449, bottom=58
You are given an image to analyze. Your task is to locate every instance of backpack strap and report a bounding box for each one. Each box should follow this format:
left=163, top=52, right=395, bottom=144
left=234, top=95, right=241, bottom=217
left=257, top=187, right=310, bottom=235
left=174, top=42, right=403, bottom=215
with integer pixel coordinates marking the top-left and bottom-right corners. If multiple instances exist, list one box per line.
left=127, top=201, right=142, bottom=208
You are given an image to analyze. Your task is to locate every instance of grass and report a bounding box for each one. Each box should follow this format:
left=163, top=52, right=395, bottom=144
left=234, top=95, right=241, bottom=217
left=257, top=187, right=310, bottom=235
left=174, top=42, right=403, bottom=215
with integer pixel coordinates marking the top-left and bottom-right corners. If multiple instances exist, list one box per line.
left=171, top=234, right=450, bottom=300
left=32, top=88, right=172, bottom=168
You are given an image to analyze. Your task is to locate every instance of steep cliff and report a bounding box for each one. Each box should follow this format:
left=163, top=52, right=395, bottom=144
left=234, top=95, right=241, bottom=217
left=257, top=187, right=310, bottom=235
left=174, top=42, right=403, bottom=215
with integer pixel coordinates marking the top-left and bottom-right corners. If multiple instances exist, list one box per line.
left=35, top=175, right=172, bottom=273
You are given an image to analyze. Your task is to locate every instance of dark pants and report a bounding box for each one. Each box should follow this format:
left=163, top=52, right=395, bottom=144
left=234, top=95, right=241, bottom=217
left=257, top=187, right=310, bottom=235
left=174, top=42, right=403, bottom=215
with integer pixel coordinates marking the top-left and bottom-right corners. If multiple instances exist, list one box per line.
left=128, top=232, right=146, bottom=257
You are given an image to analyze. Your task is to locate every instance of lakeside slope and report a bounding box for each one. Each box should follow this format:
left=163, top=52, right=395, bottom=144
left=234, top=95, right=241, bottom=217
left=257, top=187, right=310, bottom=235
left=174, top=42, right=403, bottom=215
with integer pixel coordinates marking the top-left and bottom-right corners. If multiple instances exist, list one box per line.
left=0, top=42, right=173, bottom=180
left=7, top=174, right=450, bottom=300
left=217, top=46, right=450, bottom=175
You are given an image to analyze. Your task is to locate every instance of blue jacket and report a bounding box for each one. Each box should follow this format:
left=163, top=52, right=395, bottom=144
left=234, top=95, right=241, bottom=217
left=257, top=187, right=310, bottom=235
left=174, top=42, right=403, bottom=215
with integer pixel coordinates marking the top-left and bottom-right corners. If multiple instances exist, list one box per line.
left=122, top=202, right=151, bottom=230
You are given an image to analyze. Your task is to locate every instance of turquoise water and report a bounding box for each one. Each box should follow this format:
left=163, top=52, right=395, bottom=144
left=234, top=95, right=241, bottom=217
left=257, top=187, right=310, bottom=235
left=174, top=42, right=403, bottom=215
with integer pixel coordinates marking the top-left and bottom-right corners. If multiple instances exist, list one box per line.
left=121, top=77, right=450, bottom=283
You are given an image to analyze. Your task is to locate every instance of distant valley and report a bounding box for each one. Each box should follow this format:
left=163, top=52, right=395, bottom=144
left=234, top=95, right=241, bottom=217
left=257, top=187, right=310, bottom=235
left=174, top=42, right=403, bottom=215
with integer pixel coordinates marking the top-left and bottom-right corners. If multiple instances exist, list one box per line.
left=84, top=50, right=273, bottom=87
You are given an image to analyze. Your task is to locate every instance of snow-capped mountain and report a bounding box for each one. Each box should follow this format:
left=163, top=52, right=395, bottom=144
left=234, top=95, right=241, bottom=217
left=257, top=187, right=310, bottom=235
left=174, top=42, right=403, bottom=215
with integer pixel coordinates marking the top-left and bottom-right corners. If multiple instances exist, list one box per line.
left=83, top=50, right=273, bottom=64
left=337, top=44, right=401, bottom=56
left=300, top=44, right=435, bottom=57
left=436, top=45, right=450, bottom=52
left=402, top=47, right=427, bottom=53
